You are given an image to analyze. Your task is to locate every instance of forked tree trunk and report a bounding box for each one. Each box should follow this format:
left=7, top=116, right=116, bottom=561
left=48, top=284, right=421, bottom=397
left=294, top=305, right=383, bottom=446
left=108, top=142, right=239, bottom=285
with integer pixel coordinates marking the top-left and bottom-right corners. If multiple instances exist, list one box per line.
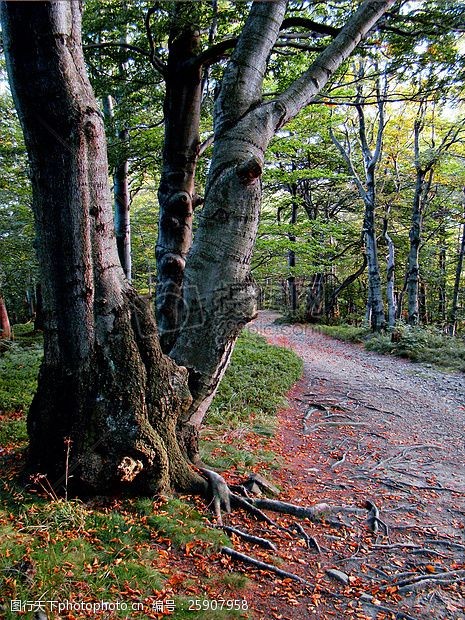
left=305, top=273, right=325, bottom=322
left=0, top=295, right=12, bottom=340
left=330, top=67, right=386, bottom=331
left=171, top=0, right=394, bottom=458
left=1, top=1, right=204, bottom=495
left=2, top=0, right=395, bottom=485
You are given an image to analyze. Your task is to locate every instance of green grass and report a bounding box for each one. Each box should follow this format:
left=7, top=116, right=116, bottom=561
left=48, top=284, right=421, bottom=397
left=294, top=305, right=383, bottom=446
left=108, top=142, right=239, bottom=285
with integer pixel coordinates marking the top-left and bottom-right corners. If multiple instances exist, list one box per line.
left=316, top=324, right=368, bottom=343
left=202, top=330, right=303, bottom=471
left=0, top=334, right=42, bottom=413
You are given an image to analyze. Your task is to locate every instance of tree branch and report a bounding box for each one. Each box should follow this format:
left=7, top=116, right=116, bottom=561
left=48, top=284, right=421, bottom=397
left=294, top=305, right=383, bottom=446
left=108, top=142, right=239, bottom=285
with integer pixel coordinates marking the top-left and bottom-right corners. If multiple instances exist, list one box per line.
left=280, top=16, right=340, bottom=37
left=276, top=0, right=396, bottom=125
left=144, top=3, right=167, bottom=76
left=193, top=37, right=238, bottom=68
left=215, top=0, right=287, bottom=134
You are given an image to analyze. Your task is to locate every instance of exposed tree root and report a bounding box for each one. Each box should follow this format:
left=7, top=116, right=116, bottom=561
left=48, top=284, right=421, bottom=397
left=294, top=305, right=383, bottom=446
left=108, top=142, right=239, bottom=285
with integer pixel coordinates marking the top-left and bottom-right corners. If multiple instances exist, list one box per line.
left=366, top=500, right=389, bottom=537
left=304, top=421, right=366, bottom=434
left=369, top=444, right=442, bottom=472
left=331, top=453, right=347, bottom=469
left=249, top=497, right=366, bottom=521
left=287, top=522, right=322, bottom=553
left=392, top=569, right=465, bottom=593
left=220, top=546, right=309, bottom=585
left=358, top=593, right=417, bottom=620
left=220, top=525, right=277, bottom=551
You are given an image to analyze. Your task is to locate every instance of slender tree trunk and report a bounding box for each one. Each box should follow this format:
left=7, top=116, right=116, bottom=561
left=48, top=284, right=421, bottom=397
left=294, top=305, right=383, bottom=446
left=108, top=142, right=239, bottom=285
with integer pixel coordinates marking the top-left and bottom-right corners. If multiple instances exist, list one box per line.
left=34, top=282, right=44, bottom=332
left=383, top=214, right=396, bottom=328
left=156, top=20, right=203, bottom=352
left=407, top=171, right=424, bottom=325
left=449, top=202, right=465, bottom=335
left=2, top=0, right=204, bottom=495
left=305, top=273, right=325, bottom=322
left=114, top=128, right=132, bottom=281
left=438, top=235, right=446, bottom=324
left=0, top=295, right=12, bottom=340
left=102, top=97, right=132, bottom=281
left=364, top=192, right=385, bottom=330
left=287, top=186, right=298, bottom=314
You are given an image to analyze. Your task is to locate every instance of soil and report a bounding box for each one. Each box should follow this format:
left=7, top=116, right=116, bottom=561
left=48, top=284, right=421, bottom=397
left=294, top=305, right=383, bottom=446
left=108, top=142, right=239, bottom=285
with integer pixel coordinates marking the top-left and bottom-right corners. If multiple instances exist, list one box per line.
left=218, top=311, right=465, bottom=620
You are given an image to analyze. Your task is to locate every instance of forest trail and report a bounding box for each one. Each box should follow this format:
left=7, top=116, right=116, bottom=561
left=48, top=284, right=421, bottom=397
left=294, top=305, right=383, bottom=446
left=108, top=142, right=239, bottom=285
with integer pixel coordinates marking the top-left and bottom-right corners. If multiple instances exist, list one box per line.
left=240, top=311, right=465, bottom=620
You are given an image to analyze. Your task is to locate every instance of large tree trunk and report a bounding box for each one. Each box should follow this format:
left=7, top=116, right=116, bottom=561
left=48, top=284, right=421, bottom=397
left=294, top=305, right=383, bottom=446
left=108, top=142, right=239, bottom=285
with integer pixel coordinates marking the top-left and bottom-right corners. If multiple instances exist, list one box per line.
left=2, top=0, right=394, bottom=483
left=0, top=295, right=12, bottom=340
left=1, top=0, right=204, bottom=496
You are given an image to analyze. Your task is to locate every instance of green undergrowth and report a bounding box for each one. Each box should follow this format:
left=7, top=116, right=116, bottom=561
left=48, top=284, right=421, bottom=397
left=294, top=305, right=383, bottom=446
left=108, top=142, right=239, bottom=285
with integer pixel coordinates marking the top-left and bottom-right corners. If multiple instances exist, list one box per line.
left=202, top=330, right=303, bottom=472
left=0, top=324, right=302, bottom=618
left=316, top=324, right=368, bottom=343
left=365, top=325, right=465, bottom=372
left=316, top=322, right=465, bottom=372
left=0, top=474, right=240, bottom=619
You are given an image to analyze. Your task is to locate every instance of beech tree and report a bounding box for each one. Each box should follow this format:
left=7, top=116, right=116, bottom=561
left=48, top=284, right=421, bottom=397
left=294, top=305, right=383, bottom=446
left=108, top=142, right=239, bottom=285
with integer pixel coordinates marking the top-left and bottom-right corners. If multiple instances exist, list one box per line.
left=1, top=0, right=395, bottom=495
left=330, top=62, right=387, bottom=331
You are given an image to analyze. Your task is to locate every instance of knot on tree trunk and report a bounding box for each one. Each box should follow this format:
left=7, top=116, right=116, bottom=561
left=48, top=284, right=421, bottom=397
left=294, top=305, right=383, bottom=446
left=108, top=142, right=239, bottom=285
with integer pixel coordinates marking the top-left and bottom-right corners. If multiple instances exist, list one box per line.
left=236, top=157, right=262, bottom=185
left=117, top=456, right=144, bottom=482
left=167, top=190, right=193, bottom=217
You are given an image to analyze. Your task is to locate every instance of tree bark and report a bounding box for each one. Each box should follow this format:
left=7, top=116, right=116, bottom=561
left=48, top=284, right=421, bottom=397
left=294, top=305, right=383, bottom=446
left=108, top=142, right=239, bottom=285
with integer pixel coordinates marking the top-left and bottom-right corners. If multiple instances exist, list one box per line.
left=449, top=196, right=465, bottom=335
left=102, top=97, right=132, bottom=281
left=0, top=295, right=12, bottom=340
left=156, top=15, right=203, bottom=352
left=383, top=217, right=396, bottom=328
left=1, top=0, right=204, bottom=496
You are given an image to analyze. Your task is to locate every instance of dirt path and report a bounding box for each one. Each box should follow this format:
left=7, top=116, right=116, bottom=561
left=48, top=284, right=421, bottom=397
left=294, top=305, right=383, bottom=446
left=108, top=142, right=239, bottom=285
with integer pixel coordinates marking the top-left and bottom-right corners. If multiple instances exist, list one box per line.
left=233, top=311, right=465, bottom=620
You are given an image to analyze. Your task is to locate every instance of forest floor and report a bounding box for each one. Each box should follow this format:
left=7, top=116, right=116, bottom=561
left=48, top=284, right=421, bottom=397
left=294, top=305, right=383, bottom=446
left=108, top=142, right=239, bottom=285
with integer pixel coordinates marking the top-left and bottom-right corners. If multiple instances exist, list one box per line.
left=219, top=311, right=465, bottom=620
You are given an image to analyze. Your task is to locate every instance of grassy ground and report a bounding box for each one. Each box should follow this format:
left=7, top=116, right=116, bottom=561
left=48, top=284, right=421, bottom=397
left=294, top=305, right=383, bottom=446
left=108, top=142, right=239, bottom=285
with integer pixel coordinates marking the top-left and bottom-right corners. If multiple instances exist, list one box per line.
left=313, top=323, right=465, bottom=373
left=0, top=325, right=302, bottom=619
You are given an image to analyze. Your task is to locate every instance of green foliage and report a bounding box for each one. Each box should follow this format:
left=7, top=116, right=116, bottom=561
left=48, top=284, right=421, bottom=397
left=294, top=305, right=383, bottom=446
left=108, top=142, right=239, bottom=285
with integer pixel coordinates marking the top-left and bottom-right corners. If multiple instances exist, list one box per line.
left=365, top=325, right=465, bottom=372
left=0, top=341, right=42, bottom=413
